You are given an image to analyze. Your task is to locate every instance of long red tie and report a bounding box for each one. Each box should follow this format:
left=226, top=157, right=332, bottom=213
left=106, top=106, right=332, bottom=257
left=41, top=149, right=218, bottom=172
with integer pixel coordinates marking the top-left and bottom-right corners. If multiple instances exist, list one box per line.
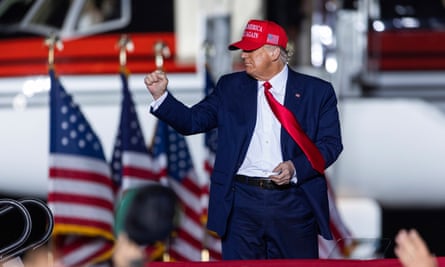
left=263, top=81, right=325, bottom=174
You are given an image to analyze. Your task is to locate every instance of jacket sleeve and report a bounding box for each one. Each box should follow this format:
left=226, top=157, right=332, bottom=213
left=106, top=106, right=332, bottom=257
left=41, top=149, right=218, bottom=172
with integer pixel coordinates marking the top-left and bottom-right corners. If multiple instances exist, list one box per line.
left=290, top=81, right=343, bottom=182
left=150, top=89, right=219, bottom=136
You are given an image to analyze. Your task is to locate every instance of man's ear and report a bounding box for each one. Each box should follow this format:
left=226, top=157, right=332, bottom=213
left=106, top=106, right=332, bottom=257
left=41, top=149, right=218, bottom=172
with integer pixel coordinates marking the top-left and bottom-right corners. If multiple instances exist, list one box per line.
left=270, top=46, right=281, bottom=61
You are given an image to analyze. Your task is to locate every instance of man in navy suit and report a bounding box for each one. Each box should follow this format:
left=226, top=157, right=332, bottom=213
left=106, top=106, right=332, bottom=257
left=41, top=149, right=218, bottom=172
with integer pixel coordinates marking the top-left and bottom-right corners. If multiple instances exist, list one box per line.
left=144, top=19, right=343, bottom=260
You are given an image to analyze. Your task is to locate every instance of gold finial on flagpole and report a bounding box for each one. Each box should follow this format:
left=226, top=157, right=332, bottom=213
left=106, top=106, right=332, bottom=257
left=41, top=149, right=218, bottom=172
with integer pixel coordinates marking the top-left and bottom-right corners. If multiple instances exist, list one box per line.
left=201, top=248, right=210, bottom=261
left=200, top=214, right=210, bottom=262
left=44, top=32, right=63, bottom=69
left=162, top=237, right=171, bottom=262
left=117, top=34, right=134, bottom=71
left=154, top=41, right=170, bottom=71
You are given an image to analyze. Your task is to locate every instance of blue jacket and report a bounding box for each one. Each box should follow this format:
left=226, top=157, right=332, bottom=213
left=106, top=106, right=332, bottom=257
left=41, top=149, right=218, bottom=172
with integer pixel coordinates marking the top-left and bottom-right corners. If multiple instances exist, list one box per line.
left=151, top=68, right=343, bottom=239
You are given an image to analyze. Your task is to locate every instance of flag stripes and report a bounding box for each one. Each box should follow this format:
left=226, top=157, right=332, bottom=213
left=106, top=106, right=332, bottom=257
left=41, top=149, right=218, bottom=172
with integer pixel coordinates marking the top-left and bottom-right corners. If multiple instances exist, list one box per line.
left=318, top=178, right=354, bottom=258
left=151, top=121, right=208, bottom=261
left=48, top=68, right=114, bottom=266
left=110, top=71, right=160, bottom=194
left=55, top=236, right=113, bottom=267
left=202, top=67, right=223, bottom=260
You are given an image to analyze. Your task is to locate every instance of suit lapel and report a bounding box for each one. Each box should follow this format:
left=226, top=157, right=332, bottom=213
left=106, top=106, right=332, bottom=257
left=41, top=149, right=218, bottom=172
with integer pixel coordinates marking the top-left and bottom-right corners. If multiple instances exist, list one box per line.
left=281, top=71, right=304, bottom=156
left=238, top=75, right=258, bottom=159
left=245, top=77, right=258, bottom=131
left=284, top=70, right=303, bottom=113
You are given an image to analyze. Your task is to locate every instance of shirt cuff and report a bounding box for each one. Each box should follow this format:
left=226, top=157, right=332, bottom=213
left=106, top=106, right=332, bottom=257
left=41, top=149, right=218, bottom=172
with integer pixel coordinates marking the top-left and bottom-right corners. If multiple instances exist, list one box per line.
left=150, top=91, right=168, bottom=111
left=291, top=169, right=298, bottom=184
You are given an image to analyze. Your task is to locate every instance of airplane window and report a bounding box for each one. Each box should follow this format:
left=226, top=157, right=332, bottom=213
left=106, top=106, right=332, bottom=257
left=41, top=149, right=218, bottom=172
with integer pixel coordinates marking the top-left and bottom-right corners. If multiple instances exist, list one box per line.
left=0, top=0, right=173, bottom=39
left=0, top=0, right=36, bottom=25
left=76, top=0, right=121, bottom=30
left=380, top=0, right=445, bottom=19
left=28, top=0, right=70, bottom=29
left=378, top=0, right=445, bottom=29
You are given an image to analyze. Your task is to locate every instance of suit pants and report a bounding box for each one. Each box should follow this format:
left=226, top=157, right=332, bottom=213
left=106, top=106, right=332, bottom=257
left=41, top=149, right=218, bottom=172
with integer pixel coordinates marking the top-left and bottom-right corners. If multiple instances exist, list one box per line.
left=221, top=180, right=319, bottom=260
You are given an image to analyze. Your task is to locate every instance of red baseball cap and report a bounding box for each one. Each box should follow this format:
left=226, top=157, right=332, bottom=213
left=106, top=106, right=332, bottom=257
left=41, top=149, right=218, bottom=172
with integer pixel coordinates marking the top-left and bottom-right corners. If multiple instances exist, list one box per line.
left=228, top=19, right=288, bottom=51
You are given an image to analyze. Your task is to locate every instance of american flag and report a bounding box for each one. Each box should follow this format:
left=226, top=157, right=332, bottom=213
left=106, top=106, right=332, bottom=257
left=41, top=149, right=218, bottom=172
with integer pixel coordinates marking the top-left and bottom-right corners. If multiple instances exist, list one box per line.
left=267, top=33, right=280, bottom=45
left=47, top=69, right=114, bottom=267
left=203, top=68, right=218, bottom=173
left=110, top=70, right=160, bottom=194
left=318, top=178, right=354, bottom=258
left=202, top=68, right=223, bottom=260
left=110, top=70, right=165, bottom=261
left=151, top=120, right=208, bottom=261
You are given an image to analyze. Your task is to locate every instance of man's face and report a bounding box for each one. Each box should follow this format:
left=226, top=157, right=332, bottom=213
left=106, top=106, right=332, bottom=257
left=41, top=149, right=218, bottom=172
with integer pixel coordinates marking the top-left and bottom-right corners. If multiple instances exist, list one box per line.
left=241, top=46, right=275, bottom=81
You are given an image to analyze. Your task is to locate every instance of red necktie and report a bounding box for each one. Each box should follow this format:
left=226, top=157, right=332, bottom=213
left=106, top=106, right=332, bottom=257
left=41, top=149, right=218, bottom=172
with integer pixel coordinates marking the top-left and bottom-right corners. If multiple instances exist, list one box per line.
left=263, top=81, right=325, bottom=174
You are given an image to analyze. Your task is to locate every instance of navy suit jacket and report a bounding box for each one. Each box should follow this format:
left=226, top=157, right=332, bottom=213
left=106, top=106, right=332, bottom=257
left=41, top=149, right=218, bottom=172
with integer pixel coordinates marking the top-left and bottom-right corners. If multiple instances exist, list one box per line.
left=151, top=67, right=343, bottom=239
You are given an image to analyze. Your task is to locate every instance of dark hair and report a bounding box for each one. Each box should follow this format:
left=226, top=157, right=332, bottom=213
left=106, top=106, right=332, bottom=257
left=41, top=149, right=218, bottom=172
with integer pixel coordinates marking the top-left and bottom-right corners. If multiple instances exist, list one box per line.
left=124, top=184, right=179, bottom=245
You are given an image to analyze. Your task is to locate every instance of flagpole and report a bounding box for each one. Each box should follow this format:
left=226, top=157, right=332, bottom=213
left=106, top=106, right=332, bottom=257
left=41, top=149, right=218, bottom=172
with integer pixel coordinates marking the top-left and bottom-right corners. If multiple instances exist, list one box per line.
left=117, top=34, right=134, bottom=73
left=154, top=41, right=170, bottom=72
left=44, top=34, right=62, bottom=264
left=162, top=237, right=171, bottom=262
left=200, top=41, right=215, bottom=262
left=201, top=222, right=210, bottom=262
left=44, top=32, right=63, bottom=69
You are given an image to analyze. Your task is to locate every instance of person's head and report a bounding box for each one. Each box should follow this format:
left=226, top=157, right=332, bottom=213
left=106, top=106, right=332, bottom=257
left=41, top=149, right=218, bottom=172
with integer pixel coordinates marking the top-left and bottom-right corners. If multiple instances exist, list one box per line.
left=228, top=19, right=289, bottom=81
left=113, top=184, right=179, bottom=266
left=124, top=184, right=179, bottom=246
left=115, top=184, right=179, bottom=246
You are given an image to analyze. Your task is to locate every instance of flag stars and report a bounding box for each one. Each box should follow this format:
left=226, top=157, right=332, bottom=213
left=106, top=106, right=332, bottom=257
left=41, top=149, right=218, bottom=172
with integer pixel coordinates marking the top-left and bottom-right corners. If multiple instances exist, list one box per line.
left=169, top=144, right=177, bottom=152
left=93, top=142, right=101, bottom=151
left=178, top=160, right=186, bottom=168
left=58, top=102, right=102, bottom=151
left=178, top=150, right=187, bottom=159
left=169, top=154, right=177, bottom=162
left=78, top=140, right=86, bottom=148
left=86, top=133, right=93, bottom=141
left=178, top=140, right=186, bottom=149
left=130, top=136, right=139, bottom=145
left=168, top=133, right=177, bottom=142
left=50, top=70, right=106, bottom=159
left=78, top=124, right=86, bottom=132
left=152, top=123, right=195, bottom=181
left=61, top=137, right=69, bottom=146
left=130, top=120, right=137, bottom=129
left=152, top=137, right=159, bottom=147
left=113, top=161, right=121, bottom=170
left=70, top=114, right=77, bottom=123
left=114, top=139, right=121, bottom=148
left=110, top=73, right=153, bottom=187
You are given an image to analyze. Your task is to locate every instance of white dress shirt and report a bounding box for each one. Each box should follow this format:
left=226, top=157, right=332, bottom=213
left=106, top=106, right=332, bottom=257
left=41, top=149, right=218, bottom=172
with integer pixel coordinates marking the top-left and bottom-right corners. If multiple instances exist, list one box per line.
left=237, top=66, right=291, bottom=179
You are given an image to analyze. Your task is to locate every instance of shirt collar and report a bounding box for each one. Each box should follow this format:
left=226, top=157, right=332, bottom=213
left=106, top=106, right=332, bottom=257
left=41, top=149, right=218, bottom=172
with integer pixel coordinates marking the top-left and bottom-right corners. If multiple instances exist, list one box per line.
left=258, top=65, right=288, bottom=94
